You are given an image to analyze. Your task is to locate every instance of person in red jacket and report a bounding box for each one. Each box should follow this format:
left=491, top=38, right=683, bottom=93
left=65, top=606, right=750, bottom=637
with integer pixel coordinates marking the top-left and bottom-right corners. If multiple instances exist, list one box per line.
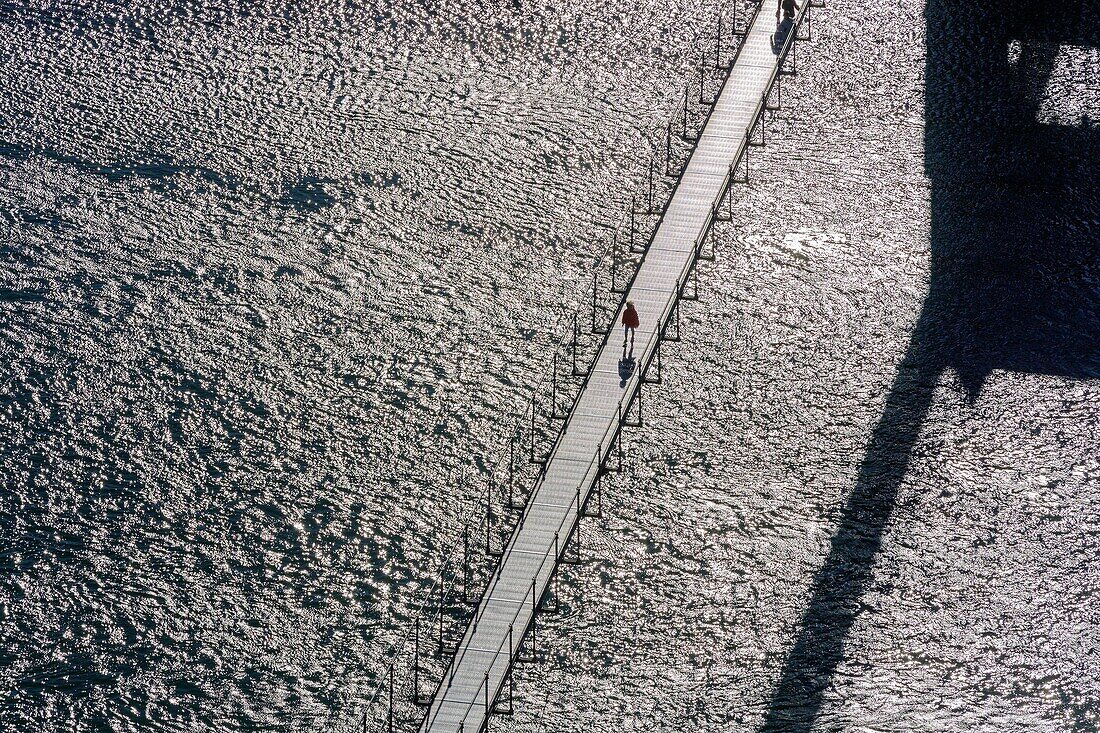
left=622, top=301, right=640, bottom=350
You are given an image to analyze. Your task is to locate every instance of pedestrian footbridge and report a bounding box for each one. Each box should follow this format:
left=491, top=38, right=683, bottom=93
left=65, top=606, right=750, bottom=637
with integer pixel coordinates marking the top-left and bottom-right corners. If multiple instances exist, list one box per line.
left=367, top=2, right=819, bottom=731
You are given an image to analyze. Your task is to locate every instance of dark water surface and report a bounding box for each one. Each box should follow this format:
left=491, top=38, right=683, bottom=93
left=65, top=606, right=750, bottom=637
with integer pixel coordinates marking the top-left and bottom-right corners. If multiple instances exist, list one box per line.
left=2, top=1, right=1098, bottom=732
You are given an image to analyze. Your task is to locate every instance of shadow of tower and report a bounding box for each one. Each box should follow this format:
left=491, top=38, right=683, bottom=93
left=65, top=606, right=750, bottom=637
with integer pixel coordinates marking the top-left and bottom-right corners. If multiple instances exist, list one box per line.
left=759, top=2, right=1100, bottom=730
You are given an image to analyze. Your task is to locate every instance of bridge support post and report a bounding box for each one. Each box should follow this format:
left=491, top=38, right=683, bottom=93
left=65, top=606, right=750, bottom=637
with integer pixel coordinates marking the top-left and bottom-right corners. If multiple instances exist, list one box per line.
left=780, top=35, right=798, bottom=77
left=713, top=190, right=731, bottom=223
left=623, top=384, right=643, bottom=429
left=766, top=74, right=783, bottom=112
left=730, top=152, right=749, bottom=186
left=748, top=112, right=766, bottom=147
left=562, top=507, right=583, bottom=565
left=682, top=253, right=700, bottom=302
left=699, top=226, right=716, bottom=262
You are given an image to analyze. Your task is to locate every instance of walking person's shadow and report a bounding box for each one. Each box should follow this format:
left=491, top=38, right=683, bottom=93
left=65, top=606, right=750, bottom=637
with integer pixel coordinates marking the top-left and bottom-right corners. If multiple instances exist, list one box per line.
left=772, top=16, right=795, bottom=55
left=759, top=1, right=1100, bottom=730
left=619, top=343, right=636, bottom=389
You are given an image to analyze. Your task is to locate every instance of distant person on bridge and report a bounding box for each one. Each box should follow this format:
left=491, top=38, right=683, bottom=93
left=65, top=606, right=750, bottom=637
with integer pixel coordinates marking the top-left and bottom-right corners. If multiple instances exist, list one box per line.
left=622, top=301, right=640, bottom=351
left=777, top=0, right=797, bottom=21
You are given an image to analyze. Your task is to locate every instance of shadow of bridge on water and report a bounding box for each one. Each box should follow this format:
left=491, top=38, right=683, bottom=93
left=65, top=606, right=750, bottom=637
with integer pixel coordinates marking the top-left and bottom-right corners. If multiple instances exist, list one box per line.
left=759, top=1, right=1100, bottom=730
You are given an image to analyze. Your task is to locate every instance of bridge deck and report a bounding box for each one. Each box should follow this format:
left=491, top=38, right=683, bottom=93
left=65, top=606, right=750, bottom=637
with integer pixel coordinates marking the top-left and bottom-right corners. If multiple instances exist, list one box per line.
left=421, top=5, right=806, bottom=731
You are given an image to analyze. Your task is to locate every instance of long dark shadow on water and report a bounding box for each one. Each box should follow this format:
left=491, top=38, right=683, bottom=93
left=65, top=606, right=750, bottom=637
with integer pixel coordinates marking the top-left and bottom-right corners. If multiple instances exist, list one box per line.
left=760, top=1, right=1100, bottom=729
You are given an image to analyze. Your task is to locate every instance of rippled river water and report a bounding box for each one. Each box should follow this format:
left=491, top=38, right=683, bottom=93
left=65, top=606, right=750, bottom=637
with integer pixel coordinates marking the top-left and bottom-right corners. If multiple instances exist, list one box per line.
left=2, top=1, right=1098, bottom=732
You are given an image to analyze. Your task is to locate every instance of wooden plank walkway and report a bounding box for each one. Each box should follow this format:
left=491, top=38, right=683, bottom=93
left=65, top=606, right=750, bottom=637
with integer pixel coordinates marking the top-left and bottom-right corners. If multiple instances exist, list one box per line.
left=420, top=4, right=810, bottom=731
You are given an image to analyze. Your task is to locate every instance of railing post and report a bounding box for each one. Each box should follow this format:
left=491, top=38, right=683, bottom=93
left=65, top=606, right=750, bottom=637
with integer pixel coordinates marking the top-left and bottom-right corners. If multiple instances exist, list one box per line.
left=438, top=572, right=445, bottom=657
left=387, top=664, right=394, bottom=733
left=507, top=439, right=515, bottom=508
left=629, top=197, right=636, bottom=251
left=665, top=122, right=672, bottom=176
left=571, top=313, right=580, bottom=376
left=699, top=48, right=706, bottom=104
left=551, top=352, right=559, bottom=418
left=694, top=245, right=700, bottom=294
left=596, top=447, right=604, bottom=516
left=528, top=394, right=536, bottom=463
left=766, top=73, right=783, bottom=111
left=612, top=231, right=620, bottom=293
left=414, top=617, right=421, bottom=704
left=645, top=337, right=663, bottom=384
left=590, top=271, right=598, bottom=333
left=716, top=13, right=722, bottom=69
left=616, top=415, right=624, bottom=469
left=485, top=479, right=493, bottom=555
left=459, top=525, right=469, bottom=603
left=484, top=671, right=490, bottom=725
left=648, top=156, right=655, bottom=213
left=668, top=288, right=677, bottom=338
left=507, top=658, right=514, bottom=713
left=575, top=505, right=581, bottom=556
left=656, top=334, right=662, bottom=381
left=682, top=84, right=689, bottom=136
